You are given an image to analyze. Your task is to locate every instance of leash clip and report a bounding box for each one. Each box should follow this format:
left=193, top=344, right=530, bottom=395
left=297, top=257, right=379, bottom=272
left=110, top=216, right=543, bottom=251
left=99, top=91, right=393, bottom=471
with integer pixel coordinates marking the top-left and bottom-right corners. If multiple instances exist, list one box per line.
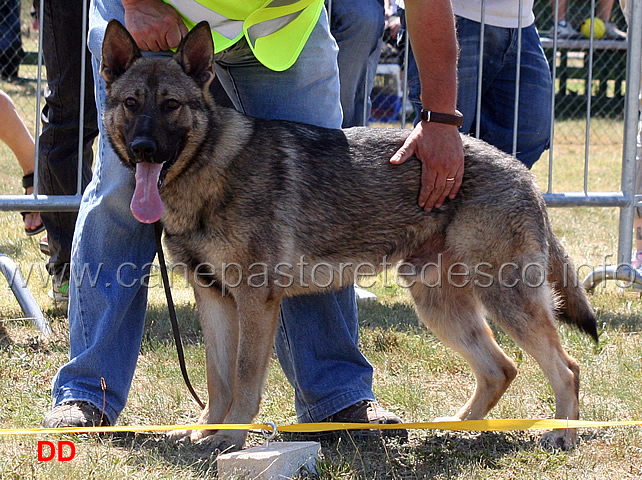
left=261, top=421, right=278, bottom=447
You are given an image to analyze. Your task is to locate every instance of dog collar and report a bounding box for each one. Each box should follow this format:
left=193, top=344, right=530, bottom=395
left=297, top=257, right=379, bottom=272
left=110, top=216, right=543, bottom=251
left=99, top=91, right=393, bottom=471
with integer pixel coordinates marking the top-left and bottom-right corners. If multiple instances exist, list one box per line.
left=420, top=109, right=463, bottom=128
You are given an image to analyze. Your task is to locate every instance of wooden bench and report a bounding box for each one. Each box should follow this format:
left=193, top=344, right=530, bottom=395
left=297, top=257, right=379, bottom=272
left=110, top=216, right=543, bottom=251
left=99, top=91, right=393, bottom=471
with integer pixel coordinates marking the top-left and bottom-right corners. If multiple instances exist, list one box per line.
left=22, top=51, right=39, bottom=65
left=540, top=36, right=628, bottom=118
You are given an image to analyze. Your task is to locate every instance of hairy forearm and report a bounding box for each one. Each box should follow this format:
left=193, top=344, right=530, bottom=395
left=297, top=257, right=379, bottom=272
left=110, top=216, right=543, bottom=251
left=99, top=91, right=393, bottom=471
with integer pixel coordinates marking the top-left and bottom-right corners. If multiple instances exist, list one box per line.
left=404, top=0, right=459, bottom=113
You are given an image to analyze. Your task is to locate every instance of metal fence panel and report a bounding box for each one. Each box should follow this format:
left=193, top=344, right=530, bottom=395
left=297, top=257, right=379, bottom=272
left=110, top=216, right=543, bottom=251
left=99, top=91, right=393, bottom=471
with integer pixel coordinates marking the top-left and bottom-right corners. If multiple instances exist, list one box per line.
left=0, top=0, right=641, bottom=322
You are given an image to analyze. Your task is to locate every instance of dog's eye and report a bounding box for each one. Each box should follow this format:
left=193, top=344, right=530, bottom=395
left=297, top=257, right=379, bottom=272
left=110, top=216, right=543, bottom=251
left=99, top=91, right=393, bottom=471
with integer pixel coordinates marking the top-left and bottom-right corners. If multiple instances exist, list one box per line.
left=124, top=98, right=138, bottom=109
left=164, top=99, right=181, bottom=111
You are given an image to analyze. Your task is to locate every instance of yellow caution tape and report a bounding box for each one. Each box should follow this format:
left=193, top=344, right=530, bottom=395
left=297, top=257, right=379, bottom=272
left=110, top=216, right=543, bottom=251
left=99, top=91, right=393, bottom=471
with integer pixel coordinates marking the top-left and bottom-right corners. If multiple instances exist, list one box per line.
left=279, top=419, right=642, bottom=432
left=0, top=418, right=640, bottom=436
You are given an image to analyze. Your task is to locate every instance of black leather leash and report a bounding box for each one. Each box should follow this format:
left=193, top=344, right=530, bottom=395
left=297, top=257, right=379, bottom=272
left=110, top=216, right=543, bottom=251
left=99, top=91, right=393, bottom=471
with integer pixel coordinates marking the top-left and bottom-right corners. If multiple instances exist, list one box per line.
left=154, top=221, right=205, bottom=409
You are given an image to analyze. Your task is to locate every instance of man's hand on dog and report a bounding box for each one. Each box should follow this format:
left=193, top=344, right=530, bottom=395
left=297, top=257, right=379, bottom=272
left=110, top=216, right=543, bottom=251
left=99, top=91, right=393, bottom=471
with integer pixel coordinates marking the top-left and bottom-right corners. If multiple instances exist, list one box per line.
left=390, top=121, right=464, bottom=212
left=122, top=0, right=188, bottom=52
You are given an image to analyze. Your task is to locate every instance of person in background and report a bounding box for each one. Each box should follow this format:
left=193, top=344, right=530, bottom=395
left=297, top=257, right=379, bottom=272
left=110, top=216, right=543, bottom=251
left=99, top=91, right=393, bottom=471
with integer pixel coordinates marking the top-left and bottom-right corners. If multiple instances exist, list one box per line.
left=0, top=0, right=25, bottom=81
left=328, top=0, right=385, bottom=128
left=35, top=0, right=97, bottom=303
left=401, top=0, right=552, bottom=168
left=0, top=89, right=44, bottom=236
left=452, top=0, right=553, bottom=168
left=552, top=0, right=626, bottom=39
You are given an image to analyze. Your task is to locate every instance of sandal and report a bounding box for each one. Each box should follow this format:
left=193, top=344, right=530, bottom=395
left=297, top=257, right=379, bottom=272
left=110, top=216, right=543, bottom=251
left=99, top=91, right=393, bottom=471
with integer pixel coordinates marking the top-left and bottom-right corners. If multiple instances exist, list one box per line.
left=21, top=173, right=46, bottom=237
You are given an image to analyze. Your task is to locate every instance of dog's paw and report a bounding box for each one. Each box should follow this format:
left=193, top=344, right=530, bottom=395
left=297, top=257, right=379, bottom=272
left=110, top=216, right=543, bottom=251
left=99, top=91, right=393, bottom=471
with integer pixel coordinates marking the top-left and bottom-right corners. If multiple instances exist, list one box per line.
left=433, top=416, right=461, bottom=423
left=166, top=428, right=192, bottom=444
left=195, top=431, right=246, bottom=454
left=540, top=429, right=577, bottom=451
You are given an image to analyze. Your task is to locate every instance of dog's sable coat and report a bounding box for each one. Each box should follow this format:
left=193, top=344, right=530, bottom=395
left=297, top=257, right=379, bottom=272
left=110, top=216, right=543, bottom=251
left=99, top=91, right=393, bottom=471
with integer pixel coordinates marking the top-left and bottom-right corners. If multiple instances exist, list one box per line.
left=101, top=20, right=597, bottom=452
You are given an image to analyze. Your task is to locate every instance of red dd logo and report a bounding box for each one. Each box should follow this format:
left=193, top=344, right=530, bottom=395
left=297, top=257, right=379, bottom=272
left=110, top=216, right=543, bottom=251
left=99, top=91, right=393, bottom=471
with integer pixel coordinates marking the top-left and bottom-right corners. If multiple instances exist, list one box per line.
left=37, top=440, right=76, bottom=461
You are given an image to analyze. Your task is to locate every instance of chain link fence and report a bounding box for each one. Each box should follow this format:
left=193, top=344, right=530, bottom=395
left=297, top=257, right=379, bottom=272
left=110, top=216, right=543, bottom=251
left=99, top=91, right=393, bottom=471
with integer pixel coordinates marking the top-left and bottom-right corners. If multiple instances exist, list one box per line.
left=368, top=0, right=629, bottom=147
left=0, top=0, right=24, bottom=82
left=0, top=0, right=41, bottom=133
left=0, top=0, right=640, bottom=322
left=538, top=0, right=628, bottom=147
left=0, top=0, right=630, bottom=144
left=364, top=0, right=638, bottom=259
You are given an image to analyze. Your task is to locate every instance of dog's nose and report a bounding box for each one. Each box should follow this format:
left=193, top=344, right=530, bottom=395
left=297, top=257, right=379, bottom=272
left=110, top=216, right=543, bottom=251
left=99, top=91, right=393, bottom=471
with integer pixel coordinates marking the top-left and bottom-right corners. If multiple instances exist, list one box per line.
left=130, top=138, right=157, bottom=161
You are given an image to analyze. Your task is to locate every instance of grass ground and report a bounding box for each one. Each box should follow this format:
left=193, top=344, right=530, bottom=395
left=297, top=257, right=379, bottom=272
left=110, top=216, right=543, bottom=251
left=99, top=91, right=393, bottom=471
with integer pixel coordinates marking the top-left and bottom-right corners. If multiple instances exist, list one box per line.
left=0, top=94, right=641, bottom=478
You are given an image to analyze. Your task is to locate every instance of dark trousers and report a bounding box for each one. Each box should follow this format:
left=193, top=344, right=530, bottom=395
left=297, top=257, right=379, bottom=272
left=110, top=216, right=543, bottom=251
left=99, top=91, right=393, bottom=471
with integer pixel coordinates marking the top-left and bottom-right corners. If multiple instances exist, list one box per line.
left=38, top=0, right=97, bottom=280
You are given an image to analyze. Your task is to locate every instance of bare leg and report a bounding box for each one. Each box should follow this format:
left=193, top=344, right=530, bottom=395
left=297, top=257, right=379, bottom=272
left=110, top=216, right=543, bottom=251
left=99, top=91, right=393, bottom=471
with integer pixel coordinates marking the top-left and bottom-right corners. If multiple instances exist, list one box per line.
left=551, top=0, right=569, bottom=22
left=597, top=0, right=615, bottom=21
left=0, top=90, right=41, bottom=231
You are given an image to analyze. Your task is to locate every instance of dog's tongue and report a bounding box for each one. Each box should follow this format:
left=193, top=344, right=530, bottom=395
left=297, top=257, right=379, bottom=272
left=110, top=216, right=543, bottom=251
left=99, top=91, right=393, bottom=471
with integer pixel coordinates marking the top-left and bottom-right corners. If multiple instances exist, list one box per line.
left=131, top=162, right=164, bottom=224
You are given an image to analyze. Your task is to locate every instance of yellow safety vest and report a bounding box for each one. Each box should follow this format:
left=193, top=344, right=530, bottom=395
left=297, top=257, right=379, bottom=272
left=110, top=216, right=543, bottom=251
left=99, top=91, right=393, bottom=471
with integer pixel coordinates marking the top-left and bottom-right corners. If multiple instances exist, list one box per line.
left=165, top=0, right=324, bottom=71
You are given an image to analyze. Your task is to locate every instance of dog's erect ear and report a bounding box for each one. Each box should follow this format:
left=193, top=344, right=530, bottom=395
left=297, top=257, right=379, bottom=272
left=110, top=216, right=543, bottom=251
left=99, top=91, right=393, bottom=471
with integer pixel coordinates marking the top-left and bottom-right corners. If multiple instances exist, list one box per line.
left=174, top=21, right=215, bottom=89
left=101, top=20, right=142, bottom=85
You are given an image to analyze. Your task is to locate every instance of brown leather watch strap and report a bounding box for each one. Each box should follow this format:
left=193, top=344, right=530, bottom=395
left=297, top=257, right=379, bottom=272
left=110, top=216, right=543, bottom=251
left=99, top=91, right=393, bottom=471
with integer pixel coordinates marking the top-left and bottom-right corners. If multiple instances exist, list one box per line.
left=420, top=109, right=464, bottom=128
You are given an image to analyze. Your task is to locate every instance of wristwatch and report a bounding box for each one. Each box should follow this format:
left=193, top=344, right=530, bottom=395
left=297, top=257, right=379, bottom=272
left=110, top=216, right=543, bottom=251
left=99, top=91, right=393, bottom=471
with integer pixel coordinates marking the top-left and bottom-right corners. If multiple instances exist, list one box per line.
left=420, top=109, right=463, bottom=128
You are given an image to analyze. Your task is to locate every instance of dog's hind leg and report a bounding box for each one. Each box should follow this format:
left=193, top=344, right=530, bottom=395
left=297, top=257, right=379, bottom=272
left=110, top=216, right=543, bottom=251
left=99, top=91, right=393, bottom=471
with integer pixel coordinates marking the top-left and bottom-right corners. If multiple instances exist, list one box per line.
left=167, top=284, right=239, bottom=445
left=409, top=277, right=518, bottom=422
left=479, top=282, right=581, bottom=450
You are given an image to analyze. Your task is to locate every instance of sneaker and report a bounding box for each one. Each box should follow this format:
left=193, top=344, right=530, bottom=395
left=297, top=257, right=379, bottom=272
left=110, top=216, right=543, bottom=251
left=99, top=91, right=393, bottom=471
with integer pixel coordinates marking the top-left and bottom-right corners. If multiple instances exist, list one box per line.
left=296, top=400, right=407, bottom=442
left=49, top=276, right=69, bottom=305
left=603, top=21, right=626, bottom=40
left=556, top=20, right=581, bottom=38
left=43, top=401, right=110, bottom=428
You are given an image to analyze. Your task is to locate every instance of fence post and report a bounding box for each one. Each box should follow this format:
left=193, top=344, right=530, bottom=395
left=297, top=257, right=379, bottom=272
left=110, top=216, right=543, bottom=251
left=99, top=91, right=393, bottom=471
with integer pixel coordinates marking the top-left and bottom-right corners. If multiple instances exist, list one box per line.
left=0, top=255, right=51, bottom=335
left=618, top=0, right=642, bottom=266
left=583, top=0, right=642, bottom=291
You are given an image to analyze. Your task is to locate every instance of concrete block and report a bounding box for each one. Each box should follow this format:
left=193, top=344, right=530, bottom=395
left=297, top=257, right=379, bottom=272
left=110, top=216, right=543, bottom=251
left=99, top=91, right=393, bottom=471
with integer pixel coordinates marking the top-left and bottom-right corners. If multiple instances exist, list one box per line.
left=217, top=441, right=320, bottom=480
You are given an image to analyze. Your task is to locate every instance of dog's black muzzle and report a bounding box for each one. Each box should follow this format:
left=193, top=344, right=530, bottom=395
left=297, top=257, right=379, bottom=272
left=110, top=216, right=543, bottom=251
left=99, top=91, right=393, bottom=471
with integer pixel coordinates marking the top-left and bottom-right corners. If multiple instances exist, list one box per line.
left=130, top=137, right=158, bottom=163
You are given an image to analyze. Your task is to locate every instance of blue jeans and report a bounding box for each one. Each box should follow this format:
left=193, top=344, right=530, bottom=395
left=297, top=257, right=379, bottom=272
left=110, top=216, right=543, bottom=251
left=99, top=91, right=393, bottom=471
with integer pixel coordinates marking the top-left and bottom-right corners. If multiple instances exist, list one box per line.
left=455, top=17, right=552, bottom=168
left=327, top=0, right=384, bottom=127
left=50, top=0, right=375, bottom=424
left=406, top=15, right=552, bottom=168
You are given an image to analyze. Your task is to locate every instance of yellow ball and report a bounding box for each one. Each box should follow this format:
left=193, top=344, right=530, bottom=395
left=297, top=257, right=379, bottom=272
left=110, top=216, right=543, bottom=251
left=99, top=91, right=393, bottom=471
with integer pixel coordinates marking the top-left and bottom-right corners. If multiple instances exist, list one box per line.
left=580, top=17, right=606, bottom=39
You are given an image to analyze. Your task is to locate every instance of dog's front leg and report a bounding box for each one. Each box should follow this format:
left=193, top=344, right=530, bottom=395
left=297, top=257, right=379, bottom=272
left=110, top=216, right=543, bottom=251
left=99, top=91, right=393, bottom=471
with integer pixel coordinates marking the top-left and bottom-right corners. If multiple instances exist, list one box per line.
left=168, top=284, right=239, bottom=446
left=196, top=288, right=282, bottom=452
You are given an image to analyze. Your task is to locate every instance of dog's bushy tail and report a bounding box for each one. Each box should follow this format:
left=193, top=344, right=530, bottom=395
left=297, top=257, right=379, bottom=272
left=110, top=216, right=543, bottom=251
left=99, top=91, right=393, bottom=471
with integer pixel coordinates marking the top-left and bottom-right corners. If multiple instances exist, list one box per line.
left=547, top=223, right=599, bottom=342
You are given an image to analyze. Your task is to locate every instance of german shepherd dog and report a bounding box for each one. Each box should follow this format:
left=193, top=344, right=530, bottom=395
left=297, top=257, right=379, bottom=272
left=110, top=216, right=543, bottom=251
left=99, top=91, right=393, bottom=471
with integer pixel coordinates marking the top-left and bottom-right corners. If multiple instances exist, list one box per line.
left=101, top=20, right=597, bottom=452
